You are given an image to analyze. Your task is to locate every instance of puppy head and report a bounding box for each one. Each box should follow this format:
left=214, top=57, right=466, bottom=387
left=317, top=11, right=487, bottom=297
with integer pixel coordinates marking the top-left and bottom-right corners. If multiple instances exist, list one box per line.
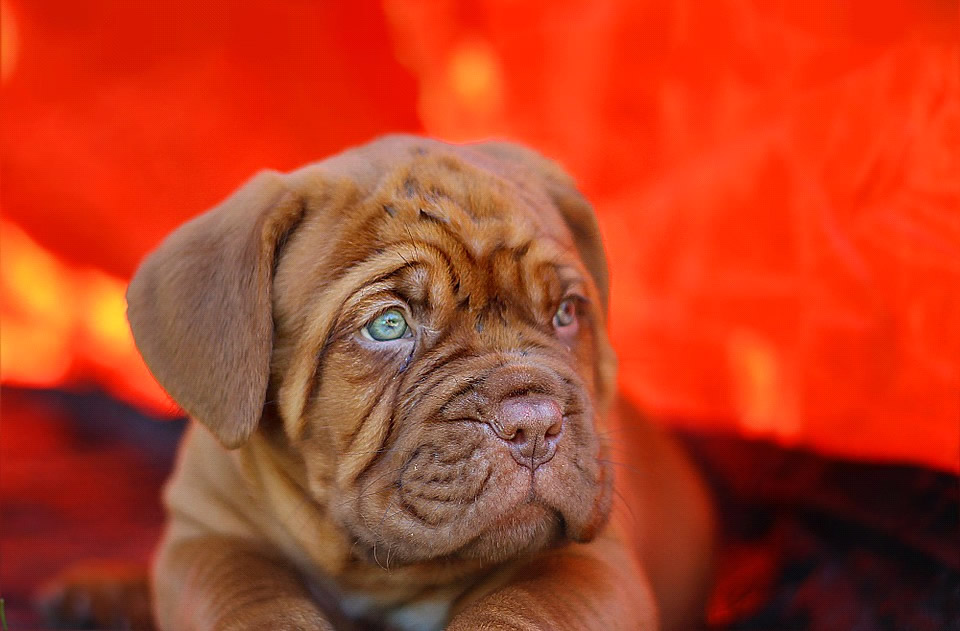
left=128, top=136, right=616, bottom=567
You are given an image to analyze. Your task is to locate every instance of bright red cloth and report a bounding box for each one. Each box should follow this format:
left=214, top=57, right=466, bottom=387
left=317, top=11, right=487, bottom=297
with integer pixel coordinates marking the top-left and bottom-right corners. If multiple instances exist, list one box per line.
left=2, top=1, right=957, bottom=470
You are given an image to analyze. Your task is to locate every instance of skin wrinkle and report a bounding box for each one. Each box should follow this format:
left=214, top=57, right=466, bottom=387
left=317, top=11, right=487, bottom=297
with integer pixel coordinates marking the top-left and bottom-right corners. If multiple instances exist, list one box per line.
left=334, top=382, right=406, bottom=487
left=400, top=352, right=483, bottom=410
left=336, top=389, right=390, bottom=474
left=407, top=190, right=551, bottom=303
left=396, top=346, right=490, bottom=411
left=346, top=432, right=400, bottom=498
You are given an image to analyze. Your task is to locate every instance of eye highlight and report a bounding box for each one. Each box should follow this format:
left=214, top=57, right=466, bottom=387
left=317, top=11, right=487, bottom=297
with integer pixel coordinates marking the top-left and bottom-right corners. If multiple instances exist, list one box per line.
left=363, top=309, right=411, bottom=341
left=553, top=298, right=577, bottom=329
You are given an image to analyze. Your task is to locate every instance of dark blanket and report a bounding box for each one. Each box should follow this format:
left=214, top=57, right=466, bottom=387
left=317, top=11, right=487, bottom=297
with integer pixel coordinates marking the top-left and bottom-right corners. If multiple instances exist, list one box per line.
left=1, top=387, right=957, bottom=630
left=681, top=434, right=960, bottom=630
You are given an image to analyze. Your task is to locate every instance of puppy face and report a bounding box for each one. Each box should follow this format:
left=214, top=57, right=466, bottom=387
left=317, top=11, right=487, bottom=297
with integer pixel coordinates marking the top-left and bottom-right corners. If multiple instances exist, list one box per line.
left=127, top=136, right=616, bottom=569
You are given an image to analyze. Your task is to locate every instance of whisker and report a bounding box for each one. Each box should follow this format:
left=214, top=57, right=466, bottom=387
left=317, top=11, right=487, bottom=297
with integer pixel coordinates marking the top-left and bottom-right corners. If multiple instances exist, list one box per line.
left=598, top=458, right=648, bottom=478
left=611, top=487, right=640, bottom=527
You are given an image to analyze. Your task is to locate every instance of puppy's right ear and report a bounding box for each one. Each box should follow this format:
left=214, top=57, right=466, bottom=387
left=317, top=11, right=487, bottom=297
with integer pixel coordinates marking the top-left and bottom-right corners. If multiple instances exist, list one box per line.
left=126, top=171, right=305, bottom=448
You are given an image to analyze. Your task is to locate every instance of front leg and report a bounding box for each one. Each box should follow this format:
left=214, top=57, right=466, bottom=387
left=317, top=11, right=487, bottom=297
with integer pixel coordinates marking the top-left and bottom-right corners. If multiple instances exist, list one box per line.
left=447, top=534, right=658, bottom=631
left=153, top=535, right=344, bottom=631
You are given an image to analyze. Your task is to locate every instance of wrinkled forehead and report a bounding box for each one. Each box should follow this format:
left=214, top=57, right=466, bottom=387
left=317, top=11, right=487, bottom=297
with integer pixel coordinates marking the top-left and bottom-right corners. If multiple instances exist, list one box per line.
left=319, top=142, right=571, bottom=237
left=278, top=146, right=581, bottom=303
left=372, top=151, right=572, bottom=256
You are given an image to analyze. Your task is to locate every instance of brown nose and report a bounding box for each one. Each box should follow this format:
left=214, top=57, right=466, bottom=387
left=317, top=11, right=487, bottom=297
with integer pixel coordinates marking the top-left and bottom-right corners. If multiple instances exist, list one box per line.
left=493, top=396, right=564, bottom=469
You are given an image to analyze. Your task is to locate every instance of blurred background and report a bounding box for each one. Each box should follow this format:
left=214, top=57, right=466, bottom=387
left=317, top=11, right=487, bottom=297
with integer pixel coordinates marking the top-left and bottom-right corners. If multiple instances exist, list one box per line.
left=1, top=1, right=958, bottom=629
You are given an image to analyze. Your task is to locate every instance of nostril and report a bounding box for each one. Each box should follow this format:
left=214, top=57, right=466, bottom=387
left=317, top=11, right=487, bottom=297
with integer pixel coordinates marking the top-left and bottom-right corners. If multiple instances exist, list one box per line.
left=493, top=422, right=517, bottom=441
left=510, top=428, right=526, bottom=444
left=546, top=419, right=563, bottom=437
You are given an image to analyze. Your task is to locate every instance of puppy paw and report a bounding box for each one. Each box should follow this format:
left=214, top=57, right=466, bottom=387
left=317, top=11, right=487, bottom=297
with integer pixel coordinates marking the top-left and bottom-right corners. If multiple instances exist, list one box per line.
left=36, top=561, right=153, bottom=630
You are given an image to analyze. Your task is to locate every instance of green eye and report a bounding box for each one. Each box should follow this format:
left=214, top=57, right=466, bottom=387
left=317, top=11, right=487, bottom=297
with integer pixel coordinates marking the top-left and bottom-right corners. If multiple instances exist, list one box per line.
left=364, top=309, right=410, bottom=341
left=553, top=298, right=577, bottom=328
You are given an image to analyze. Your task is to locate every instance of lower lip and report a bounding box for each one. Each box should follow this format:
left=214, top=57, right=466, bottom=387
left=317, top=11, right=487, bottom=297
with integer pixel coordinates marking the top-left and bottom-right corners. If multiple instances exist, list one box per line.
left=486, top=500, right=549, bottom=531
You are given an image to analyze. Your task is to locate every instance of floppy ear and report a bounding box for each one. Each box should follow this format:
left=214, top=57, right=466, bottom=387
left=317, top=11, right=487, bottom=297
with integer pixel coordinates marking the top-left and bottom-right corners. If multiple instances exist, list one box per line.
left=126, top=171, right=306, bottom=448
left=471, top=142, right=610, bottom=316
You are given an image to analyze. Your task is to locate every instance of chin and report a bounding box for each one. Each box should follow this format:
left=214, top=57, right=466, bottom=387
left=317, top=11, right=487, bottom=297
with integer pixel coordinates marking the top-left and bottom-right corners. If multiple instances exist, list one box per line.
left=454, top=503, right=564, bottom=563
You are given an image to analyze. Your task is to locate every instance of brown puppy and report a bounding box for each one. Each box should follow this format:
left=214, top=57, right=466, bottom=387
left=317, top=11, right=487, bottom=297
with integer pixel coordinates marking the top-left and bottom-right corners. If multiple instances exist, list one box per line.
left=124, top=136, right=713, bottom=630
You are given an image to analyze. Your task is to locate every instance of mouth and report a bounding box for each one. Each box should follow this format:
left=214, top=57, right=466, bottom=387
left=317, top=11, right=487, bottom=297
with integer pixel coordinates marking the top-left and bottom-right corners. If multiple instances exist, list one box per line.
left=444, top=451, right=613, bottom=557
left=359, top=459, right=587, bottom=565
left=340, top=415, right=612, bottom=568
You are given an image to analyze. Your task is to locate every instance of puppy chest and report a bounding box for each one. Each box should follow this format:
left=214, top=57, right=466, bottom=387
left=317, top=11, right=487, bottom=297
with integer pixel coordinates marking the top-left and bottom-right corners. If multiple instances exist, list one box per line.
left=340, top=592, right=452, bottom=631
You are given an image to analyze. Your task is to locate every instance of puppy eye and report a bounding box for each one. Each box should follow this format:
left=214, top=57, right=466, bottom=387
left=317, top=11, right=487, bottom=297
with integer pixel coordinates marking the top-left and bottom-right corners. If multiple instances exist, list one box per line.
left=363, top=309, right=411, bottom=341
left=553, top=298, right=577, bottom=329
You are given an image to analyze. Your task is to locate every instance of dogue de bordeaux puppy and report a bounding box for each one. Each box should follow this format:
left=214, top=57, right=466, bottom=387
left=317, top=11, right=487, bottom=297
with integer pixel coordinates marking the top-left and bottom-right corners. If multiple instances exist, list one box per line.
left=79, top=136, right=714, bottom=630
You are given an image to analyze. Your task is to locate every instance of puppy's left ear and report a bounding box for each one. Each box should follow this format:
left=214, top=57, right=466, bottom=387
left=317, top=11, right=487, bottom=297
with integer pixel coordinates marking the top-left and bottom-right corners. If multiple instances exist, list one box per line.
left=470, top=142, right=610, bottom=316
left=126, top=171, right=305, bottom=448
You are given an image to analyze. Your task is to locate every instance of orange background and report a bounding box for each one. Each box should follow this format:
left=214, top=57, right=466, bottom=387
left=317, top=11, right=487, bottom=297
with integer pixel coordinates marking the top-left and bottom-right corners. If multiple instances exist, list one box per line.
left=2, top=0, right=958, bottom=471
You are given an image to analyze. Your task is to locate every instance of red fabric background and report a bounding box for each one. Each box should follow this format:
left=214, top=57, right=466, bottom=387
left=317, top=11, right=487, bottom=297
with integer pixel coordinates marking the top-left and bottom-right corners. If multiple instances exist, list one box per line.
left=2, top=0, right=958, bottom=471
